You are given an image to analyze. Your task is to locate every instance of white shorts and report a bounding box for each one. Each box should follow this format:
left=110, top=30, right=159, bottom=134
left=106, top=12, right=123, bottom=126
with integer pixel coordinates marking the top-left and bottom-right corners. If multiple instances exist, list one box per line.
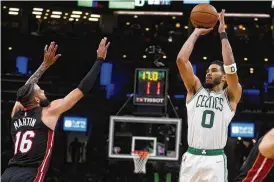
left=179, top=151, right=228, bottom=182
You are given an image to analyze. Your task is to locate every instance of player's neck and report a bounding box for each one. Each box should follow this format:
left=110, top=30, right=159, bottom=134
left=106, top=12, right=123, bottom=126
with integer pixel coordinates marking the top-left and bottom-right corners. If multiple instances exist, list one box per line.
left=24, top=104, right=39, bottom=110
left=208, top=84, right=223, bottom=94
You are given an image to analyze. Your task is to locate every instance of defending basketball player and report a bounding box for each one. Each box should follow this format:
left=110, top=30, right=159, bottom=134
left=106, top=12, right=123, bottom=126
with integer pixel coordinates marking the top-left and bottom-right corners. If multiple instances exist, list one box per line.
left=1, top=38, right=110, bottom=182
left=234, top=128, right=274, bottom=182
left=177, top=10, right=242, bottom=182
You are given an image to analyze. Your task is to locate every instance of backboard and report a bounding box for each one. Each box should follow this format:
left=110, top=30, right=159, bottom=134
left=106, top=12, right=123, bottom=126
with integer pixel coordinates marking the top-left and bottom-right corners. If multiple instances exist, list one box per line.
left=108, top=116, right=182, bottom=161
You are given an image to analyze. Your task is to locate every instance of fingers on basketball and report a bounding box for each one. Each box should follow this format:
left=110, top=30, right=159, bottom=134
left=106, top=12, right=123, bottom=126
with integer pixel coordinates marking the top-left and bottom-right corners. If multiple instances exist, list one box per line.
left=220, top=9, right=225, bottom=23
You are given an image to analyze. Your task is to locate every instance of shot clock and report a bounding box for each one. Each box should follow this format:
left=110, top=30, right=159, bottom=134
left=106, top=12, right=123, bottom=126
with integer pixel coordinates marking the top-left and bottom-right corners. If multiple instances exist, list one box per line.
left=133, top=68, right=168, bottom=106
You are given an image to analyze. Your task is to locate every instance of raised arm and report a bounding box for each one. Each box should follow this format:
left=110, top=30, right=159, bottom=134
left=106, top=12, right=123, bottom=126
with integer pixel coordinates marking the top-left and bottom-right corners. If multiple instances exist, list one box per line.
left=26, top=42, right=61, bottom=85
left=218, top=9, right=242, bottom=108
left=11, top=42, right=61, bottom=117
left=176, top=28, right=212, bottom=94
left=48, top=37, right=110, bottom=116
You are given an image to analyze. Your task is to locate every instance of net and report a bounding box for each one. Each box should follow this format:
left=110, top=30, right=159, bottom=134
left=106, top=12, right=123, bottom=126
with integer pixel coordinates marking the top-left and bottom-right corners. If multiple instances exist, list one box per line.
left=132, top=150, right=150, bottom=174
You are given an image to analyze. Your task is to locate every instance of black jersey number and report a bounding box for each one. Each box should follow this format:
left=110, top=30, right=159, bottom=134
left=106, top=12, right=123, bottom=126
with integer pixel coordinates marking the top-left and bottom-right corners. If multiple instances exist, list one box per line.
left=14, top=131, right=35, bottom=154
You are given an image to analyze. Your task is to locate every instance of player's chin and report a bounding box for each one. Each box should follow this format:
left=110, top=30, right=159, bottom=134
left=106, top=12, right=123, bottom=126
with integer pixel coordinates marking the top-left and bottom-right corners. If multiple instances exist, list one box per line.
left=205, top=80, right=212, bottom=84
left=204, top=82, right=214, bottom=89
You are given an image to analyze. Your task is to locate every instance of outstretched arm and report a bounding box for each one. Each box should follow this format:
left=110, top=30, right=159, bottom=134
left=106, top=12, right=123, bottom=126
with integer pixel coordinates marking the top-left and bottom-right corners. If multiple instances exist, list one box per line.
left=11, top=42, right=61, bottom=117
left=219, top=9, right=242, bottom=108
left=25, top=62, right=48, bottom=85
left=176, top=28, right=212, bottom=95
left=48, top=37, right=110, bottom=117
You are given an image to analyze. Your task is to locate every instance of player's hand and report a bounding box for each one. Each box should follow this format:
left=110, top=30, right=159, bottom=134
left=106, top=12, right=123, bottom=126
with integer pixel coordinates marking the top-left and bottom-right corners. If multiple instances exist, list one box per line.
left=43, top=42, right=61, bottom=67
left=15, top=101, right=24, bottom=110
left=97, top=37, right=110, bottom=60
left=194, top=27, right=213, bottom=36
left=218, top=9, right=226, bottom=33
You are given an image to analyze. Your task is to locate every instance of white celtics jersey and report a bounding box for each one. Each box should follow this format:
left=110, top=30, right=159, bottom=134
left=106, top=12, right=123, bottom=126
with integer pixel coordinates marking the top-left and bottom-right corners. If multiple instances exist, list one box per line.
left=186, top=87, right=235, bottom=149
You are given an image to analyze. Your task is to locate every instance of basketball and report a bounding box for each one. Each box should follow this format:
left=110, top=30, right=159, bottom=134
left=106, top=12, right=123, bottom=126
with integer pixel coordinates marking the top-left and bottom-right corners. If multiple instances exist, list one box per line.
left=190, top=4, right=219, bottom=28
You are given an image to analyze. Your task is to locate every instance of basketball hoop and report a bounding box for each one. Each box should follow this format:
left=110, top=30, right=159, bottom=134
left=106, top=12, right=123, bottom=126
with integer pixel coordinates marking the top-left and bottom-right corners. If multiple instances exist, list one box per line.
left=131, top=150, right=150, bottom=174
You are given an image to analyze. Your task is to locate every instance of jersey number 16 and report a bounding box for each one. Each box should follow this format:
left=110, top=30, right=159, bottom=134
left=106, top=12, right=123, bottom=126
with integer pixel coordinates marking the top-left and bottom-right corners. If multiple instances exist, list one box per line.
left=14, top=131, right=35, bottom=154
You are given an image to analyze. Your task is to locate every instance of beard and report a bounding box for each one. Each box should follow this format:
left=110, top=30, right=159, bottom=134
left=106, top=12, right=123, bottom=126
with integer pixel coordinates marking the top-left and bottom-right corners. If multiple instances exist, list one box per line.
left=40, top=98, right=50, bottom=107
left=204, top=77, right=222, bottom=89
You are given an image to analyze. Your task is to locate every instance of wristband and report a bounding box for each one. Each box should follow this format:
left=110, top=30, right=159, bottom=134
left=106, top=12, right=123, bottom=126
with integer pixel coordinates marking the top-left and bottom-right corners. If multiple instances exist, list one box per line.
left=223, top=63, right=237, bottom=74
left=220, top=32, right=228, bottom=40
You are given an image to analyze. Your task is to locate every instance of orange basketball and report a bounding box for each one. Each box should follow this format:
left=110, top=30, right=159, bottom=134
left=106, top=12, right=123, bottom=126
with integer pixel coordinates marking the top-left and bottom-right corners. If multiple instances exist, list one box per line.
left=190, top=4, right=219, bottom=28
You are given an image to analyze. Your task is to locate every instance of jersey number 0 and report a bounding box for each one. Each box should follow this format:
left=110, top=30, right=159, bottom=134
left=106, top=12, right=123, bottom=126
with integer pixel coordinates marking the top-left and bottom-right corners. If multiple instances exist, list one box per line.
left=14, top=131, right=35, bottom=154
left=201, top=110, right=215, bottom=128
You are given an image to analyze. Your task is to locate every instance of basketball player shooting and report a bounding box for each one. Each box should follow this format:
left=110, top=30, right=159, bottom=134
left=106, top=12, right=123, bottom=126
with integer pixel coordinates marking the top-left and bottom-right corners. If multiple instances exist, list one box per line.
left=1, top=38, right=110, bottom=182
left=234, top=127, right=274, bottom=182
left=177, top=10, right=242, bottom=182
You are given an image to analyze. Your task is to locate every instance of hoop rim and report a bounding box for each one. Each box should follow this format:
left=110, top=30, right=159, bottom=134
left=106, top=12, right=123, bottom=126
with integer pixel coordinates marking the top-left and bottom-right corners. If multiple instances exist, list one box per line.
left=132, top=150, right=150, bottom=174
left=131, top=150, right=150, bottom=158
left=131, top=150, right=150, bottom=154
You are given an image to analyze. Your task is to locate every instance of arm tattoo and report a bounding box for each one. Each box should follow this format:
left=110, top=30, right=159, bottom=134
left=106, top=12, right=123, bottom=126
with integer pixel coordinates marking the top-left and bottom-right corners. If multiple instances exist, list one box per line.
left=25, top=63, right=48, bottom=85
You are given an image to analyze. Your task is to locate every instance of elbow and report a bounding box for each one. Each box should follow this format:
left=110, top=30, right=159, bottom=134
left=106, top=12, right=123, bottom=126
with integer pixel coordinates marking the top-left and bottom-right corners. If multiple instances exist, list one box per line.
left=176, top=57, right=187, bottom=65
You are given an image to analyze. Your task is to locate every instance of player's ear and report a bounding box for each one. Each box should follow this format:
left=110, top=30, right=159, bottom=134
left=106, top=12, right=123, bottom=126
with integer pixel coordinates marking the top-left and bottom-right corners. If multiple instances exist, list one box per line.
left=222, top=74, right=226, bottom=82
left=34, top=96, right=40, bottom=104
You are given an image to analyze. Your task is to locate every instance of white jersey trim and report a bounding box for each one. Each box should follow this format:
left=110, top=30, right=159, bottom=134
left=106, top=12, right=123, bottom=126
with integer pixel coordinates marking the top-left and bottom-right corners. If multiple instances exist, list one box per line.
left=186, top=86, right=203, bottom=105
left=224, top=89, right=234, bottom=112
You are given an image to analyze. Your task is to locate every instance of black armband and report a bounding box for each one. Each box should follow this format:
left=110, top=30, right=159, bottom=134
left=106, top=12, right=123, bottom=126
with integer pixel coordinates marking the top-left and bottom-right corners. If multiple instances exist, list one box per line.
left=220, top=32, right=228, bottom=40
left=77, top=57, right=104, bottom=95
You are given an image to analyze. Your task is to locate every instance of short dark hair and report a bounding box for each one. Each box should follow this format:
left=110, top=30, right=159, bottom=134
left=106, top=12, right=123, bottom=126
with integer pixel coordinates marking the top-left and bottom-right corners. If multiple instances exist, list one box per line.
left=16, top=83, right=35, bottom=107
left=211, top=60, right=225, bottom=74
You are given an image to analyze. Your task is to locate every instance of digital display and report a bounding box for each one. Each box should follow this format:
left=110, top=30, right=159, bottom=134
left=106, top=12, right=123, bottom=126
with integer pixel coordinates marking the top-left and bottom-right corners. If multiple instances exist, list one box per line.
left=134, top=68, right=168, bottom=106
left=183, top=0, right=210, bottom=4
left=77, top=0, right=99, bottom=8
left=138, top=71, right=165, bottom=81
left=230, top=122, right=255, bottom=138
left=109, top=0, right=135, bottom=9
left=109, top=0, right=171, bottom=9
left=139, top=0, right=171, bottom=6
left=63, top=116, right=87, bottom=132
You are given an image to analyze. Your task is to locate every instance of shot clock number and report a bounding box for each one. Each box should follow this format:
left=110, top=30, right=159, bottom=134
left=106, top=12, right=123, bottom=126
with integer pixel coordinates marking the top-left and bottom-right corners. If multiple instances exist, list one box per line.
left=146, top=81, right=161, bottom=95
left=142, top=71, right=158, bottom=81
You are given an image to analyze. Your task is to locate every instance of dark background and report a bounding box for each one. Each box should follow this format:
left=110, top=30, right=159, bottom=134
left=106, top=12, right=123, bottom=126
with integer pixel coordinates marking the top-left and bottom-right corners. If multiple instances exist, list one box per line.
left=1, top=1, right=274, bottom=182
